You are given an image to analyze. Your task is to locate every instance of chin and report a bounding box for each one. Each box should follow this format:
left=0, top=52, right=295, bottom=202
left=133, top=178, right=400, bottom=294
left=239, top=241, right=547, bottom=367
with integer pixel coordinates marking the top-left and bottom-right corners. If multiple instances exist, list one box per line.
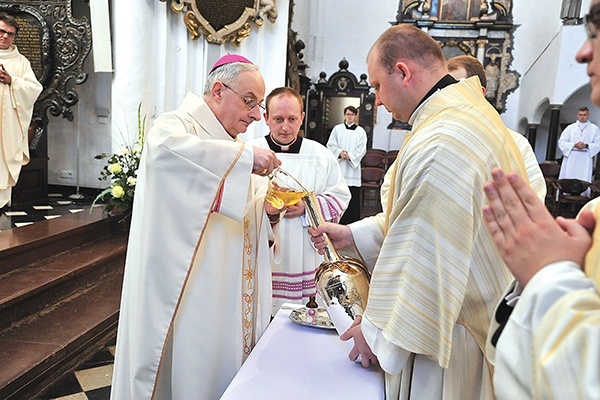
left=592, top=91, right=600, bottom=108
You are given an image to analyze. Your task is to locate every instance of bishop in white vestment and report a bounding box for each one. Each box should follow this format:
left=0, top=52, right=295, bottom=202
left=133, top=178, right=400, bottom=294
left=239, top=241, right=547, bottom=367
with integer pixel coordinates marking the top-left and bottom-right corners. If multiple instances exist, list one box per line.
left=111, top=57, right=280, bottom=400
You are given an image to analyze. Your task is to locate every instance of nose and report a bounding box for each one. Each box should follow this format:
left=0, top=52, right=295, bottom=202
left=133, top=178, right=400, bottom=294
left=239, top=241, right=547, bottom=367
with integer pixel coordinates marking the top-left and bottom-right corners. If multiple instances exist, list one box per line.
left=375, top=93, right=383, bottom=107
left=250, top=105, right=262, bottom=121
left=576, top=39, right=593, bottom=64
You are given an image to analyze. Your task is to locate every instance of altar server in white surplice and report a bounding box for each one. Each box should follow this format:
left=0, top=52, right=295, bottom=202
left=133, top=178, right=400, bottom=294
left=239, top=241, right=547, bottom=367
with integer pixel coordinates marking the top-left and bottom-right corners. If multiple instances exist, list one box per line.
left=309, top=25, right=528, bottom=400
left=558, top=106, right=600, bottom=186
left=0, top=13, right=42, bottom=208
left=110, top=55, right=282, bottom=400
left=248, top=87, right=350, bottom=316
left=326, top=105, right=367, bottom=224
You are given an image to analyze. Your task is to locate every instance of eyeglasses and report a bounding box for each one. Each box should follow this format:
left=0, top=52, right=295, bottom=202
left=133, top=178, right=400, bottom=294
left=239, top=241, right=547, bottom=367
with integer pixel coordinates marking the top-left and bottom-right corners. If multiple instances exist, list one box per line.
left=222, top=82, right=265, bottom=111
left=585, top=7, right=600, bottom=40
left=0, top=28, right=16, bottom=38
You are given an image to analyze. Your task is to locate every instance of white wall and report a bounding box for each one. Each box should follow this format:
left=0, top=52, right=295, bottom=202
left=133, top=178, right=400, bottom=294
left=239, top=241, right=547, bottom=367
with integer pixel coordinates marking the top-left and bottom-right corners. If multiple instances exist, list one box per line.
left=292, top=0, right=400, bottom=150
left=46, top=0, right=289, bottom=189
left=46, top=0, right=599, bottom=187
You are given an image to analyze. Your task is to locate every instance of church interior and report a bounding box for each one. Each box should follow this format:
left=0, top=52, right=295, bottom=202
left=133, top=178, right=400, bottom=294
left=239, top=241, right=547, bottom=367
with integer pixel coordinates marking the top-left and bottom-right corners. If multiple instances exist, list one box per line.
left=0, top=0, right=596, bottom=398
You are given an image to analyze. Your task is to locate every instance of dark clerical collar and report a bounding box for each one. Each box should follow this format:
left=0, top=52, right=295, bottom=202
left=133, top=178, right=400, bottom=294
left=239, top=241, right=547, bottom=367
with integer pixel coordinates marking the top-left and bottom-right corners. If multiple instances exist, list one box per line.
left=344, top=123, right=358, bottom=130
left=265, top=134, right=303, bottom=153
left=415, top=74, right=458, bottom=111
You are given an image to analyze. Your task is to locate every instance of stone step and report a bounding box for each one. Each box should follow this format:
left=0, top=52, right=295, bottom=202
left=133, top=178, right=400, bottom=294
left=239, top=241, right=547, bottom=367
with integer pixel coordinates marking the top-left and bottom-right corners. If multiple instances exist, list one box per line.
left=0, top=267, right=124, bottom=400
left=0, top=233, right=127, bottom=333
left=0, top=206, right=123, bottom=275
left=0, top=206, right=127, bottom=399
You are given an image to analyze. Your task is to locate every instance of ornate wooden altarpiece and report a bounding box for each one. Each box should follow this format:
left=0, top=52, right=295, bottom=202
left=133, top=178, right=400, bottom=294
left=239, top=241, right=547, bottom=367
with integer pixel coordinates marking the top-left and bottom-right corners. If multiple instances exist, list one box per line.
left=160, top=0, right=278, bottom=46
left=0, top=0, right=91, bottom=203
left=396, top=0, right=518, bottom=113
left=303, top=58, right=375, bottom=149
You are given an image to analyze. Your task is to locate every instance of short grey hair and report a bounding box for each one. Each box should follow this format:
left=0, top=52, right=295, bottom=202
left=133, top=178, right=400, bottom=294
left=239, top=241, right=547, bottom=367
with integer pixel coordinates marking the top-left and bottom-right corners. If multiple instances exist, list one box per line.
left=203, top=62, right=260, bottom=94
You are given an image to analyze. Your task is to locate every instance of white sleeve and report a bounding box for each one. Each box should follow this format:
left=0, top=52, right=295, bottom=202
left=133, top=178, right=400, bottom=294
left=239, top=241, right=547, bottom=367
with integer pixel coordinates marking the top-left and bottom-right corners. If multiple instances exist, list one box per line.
left=493, top=261, right=598, bottom=400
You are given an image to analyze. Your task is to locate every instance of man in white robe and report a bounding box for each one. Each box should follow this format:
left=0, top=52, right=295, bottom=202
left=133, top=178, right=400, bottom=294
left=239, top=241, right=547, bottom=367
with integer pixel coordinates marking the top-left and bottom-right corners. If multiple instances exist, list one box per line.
left=558, top=106, right=600, bottom=188
left=0, top=13, right=43, bottom=208
left=483, top=3, right=600, bottom=398
left=248, top=87, right=350, bottom=315
left=326, top=105, right=367, bottom=224
left=110, top=55, right=282, bottom=400
left=309, top=25, right=528, bottom=399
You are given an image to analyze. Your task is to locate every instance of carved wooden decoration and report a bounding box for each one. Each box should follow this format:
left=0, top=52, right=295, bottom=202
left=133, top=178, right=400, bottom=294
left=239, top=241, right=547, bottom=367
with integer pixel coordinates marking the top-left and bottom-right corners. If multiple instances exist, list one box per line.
left=161, top=0, right=278, bottom=46
left=0, top=1, right=91, bottom=137
left=396, top=0, right=518, bottom=113
left=304, top=59, right=375, bottom=149
left=0, top=0, right=92, bottom=203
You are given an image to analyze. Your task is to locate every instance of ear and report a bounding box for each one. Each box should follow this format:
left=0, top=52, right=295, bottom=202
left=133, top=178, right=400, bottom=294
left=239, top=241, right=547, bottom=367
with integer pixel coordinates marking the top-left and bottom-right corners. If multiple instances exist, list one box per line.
left=395, top=61, right=411, bottom=86
left=211, top=81, right=224, bottom=102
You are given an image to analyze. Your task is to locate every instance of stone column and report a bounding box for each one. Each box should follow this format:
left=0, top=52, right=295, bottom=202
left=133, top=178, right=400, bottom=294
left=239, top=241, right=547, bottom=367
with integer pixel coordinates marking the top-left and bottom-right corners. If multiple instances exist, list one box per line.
left=546, top=105, right=562, bottom=161
left=527, top=123, right=538, bottom=149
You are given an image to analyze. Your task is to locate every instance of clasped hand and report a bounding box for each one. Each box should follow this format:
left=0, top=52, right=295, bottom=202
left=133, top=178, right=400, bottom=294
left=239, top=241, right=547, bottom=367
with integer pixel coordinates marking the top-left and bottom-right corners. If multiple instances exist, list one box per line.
left=482, top=168, right=594, bottom=286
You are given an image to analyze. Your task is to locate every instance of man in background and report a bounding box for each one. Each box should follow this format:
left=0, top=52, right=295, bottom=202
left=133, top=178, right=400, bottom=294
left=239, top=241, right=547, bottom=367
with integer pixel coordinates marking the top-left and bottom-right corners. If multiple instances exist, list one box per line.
left=326, top=105, right=367, bottom=224
left=248, top=87, right=350, bottom=315
left=310, top=25, right=528, bottom=399
left=558, top=106, right=600, bottom=188
left=447, top=54, right=546, bottom=201
left=0, top=13, right=43, bottom=209
left=111, top=54, right=281, bottom=400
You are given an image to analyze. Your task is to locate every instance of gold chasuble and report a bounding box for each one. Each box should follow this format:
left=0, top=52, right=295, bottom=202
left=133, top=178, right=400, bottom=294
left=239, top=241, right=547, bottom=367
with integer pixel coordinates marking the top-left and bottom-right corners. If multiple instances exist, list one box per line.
left=111, top=93, right=273, bottom=400
left=361, top=77, right=527, bottom=399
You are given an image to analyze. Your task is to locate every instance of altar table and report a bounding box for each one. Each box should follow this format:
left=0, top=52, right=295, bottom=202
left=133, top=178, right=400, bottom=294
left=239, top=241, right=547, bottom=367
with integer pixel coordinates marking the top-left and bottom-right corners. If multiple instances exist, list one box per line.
left=220, top=304, right=385, bottom=399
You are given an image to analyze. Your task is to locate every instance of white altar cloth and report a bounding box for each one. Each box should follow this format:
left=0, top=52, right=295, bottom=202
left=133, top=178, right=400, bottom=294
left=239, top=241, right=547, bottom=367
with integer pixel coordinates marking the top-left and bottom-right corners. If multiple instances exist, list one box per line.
left=220, top=304, right=385, bottom=399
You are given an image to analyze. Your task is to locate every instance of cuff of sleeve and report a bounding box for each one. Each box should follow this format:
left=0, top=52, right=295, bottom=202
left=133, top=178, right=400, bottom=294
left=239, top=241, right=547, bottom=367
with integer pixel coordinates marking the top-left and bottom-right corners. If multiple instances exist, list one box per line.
left=362, top=315, right=409, bottom=374
left=513, top=261, right=593, bottom=328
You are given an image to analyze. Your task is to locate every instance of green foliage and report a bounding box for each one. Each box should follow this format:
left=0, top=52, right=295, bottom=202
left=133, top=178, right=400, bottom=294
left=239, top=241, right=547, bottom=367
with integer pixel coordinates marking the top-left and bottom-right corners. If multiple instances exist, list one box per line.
left=92, top=103, right=146, bottom=219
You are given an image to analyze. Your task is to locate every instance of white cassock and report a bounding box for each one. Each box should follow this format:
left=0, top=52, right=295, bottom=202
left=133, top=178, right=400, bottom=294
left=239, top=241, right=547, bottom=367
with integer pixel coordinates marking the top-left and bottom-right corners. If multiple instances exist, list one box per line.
left=326, top=123, right=367, bottom=187
left=558, top=120, right=600, bottom=184
left=111, top=92, right=273, bottom=400
left=248, top=136, right=350, bottom=315
left=0, top=45, right=42, bottom=207
left=349, top=77, right=528, bottom=400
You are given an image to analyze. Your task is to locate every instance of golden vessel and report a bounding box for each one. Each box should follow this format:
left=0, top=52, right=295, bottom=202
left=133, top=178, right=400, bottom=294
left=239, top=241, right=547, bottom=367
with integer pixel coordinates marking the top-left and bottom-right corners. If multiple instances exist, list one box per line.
left=265, top=168, right=308, bottom=209
left=303, top=192, right=371, bottom=335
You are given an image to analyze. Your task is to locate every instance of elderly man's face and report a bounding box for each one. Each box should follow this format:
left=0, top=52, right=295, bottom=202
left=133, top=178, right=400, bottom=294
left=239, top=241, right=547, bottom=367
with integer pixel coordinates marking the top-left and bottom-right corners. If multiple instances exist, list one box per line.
left=578, top=0, right=600, bottom=106
left=217, top=70, right=265, bottom=137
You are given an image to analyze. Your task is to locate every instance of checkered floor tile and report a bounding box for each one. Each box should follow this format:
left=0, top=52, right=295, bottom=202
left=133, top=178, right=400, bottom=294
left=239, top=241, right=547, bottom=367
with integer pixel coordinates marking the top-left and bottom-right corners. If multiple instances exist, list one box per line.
left=0, top=192, right=100, bottom=232
left=42, top=345, right=115, bottom=400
